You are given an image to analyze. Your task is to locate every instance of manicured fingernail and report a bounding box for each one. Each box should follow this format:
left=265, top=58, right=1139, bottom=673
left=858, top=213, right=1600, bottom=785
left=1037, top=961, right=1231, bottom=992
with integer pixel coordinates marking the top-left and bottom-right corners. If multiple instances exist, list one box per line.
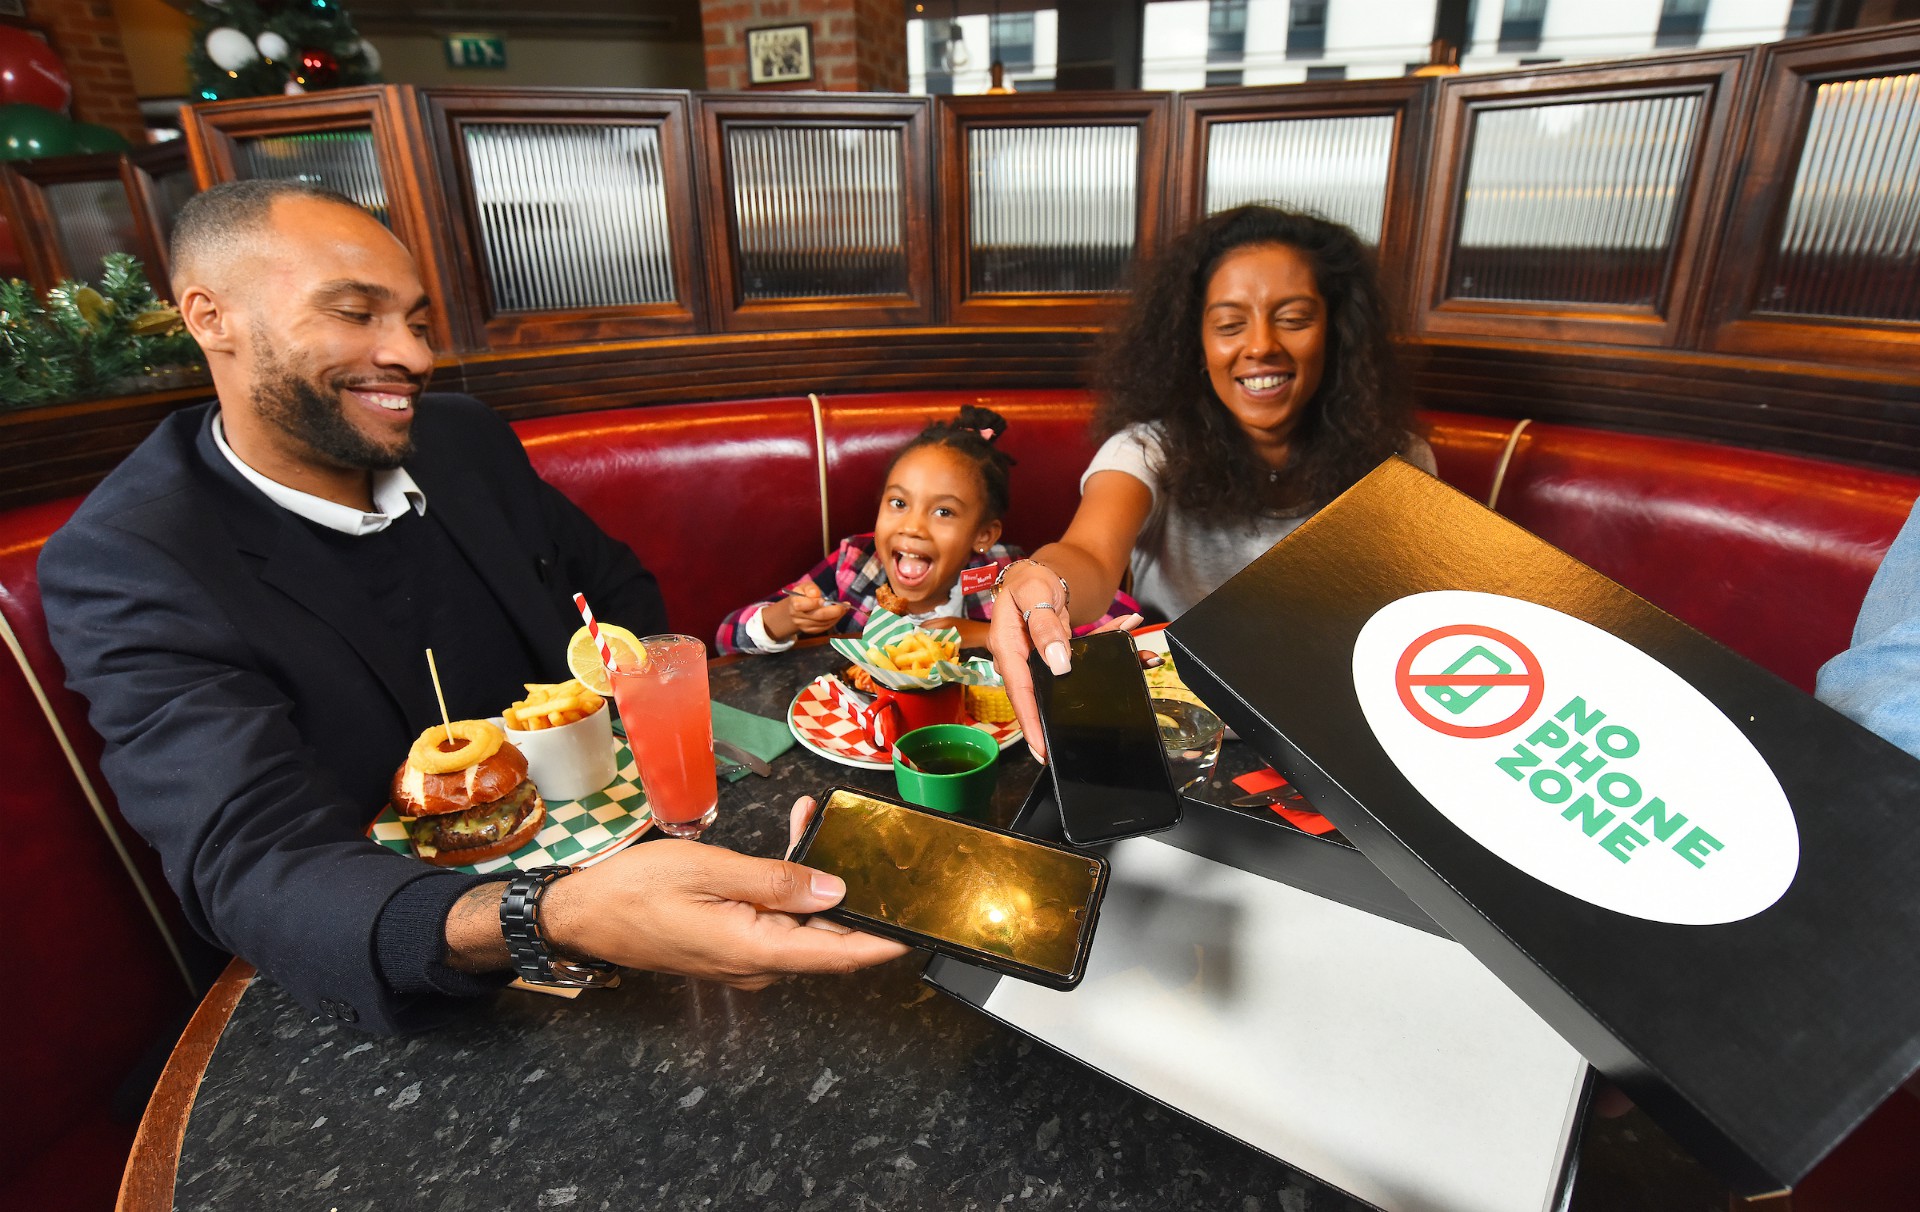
left=1045, top=642, right=1070, bottom=675
left=811, top=872, right=845, bottom=900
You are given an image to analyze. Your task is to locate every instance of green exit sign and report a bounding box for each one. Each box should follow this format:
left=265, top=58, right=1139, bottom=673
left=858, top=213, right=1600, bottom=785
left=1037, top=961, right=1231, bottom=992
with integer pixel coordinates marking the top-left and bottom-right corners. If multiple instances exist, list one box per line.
left=445, top=34, right=507, bottom=69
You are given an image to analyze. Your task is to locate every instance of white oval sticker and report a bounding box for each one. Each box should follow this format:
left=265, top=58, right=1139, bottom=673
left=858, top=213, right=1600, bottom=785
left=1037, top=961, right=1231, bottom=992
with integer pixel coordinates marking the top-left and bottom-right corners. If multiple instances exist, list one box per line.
left=1351, top=591, right=1797, bottom=925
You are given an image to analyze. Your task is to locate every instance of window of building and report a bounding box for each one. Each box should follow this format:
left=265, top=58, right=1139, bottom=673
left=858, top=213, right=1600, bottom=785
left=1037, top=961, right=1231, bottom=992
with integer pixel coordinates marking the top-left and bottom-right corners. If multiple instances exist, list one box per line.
left=1654, top=0, right=1707, bottom=49
left=1498, top=0, right=1547, bottom=54
left=923, top=19, right=954, bottom=94
left=1287, top=0, right=1328, bottom=60
left=1209, top=0, right=1249, bottom=63
left=991, top=12, right=1036, bottom=73
left=1306, top=64, right=1347, bottom=81
left=1207, top=69, right=1246, bottom=87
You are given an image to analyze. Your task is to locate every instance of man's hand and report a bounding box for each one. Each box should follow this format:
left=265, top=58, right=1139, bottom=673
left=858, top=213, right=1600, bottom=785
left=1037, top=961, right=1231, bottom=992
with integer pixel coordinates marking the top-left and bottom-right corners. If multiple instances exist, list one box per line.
left=495, top=797, right=908, bottom=990
left=763, top=584, right=850, bottom=642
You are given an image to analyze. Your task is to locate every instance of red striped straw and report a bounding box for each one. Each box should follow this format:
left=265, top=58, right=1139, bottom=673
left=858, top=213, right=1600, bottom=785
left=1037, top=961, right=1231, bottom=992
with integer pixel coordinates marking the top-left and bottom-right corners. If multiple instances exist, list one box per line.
left=573, top=593, right=617, bottom=674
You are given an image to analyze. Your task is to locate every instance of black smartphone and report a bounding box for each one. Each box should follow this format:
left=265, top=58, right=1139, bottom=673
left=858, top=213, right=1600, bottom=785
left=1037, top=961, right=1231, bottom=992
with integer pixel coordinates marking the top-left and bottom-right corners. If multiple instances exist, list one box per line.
left=1028, top=630, right=1183, bottom=846
left=791, top=787, right=1110, bottom=990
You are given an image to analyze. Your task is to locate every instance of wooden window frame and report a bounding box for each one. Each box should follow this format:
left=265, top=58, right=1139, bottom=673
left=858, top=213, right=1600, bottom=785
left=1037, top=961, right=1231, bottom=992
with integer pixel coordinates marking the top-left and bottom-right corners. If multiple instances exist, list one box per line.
left=1172, top=79, right=1431, bottom=330
left=695, top=95, right=935, bottom=334
left=422, top=89, right=704, bottom=350
left=0, top=144, right=186, bottom=296
left=1408, top=52, right=1751, bottom=349
left=180, top=85, right=460, bottom=352
left=1702, top=25, right=1920, bottom=372
left=937, top=92, right=1170, bottom=328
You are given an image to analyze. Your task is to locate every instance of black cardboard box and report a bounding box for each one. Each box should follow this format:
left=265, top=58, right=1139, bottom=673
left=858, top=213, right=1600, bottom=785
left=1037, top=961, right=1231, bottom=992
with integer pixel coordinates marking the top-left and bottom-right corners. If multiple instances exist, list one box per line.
left=1167, top=457, right=1920, bottom=1196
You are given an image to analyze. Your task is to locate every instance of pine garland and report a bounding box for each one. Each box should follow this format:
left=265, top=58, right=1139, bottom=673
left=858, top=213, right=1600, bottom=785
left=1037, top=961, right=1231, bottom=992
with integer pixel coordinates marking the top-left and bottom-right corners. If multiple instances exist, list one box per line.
left=186, top=0, right=380, bottom=103
left=0, top=255, right=206, bottom=409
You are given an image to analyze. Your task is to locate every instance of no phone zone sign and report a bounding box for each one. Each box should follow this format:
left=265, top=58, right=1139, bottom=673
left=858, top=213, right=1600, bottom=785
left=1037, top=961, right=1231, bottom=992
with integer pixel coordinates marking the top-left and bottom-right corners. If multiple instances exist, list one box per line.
left=1353, top=591, right=1799, bottom=925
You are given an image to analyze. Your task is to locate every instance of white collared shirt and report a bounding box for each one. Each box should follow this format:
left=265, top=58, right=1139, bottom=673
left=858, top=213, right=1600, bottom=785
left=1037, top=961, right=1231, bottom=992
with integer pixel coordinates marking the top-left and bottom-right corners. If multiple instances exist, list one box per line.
left=212, top=412, right=427, bottom=536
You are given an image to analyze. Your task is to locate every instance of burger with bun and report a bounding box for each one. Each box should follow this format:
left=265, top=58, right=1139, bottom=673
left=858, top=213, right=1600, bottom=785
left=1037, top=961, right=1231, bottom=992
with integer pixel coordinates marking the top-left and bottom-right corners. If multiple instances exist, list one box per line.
left=391, top=720, right=545, bottom=866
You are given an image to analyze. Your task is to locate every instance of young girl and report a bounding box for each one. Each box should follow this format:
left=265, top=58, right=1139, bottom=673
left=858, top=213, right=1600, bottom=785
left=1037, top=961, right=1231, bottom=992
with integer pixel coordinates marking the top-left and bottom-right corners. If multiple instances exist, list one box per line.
left=717, top=406, right=1134, bottom=655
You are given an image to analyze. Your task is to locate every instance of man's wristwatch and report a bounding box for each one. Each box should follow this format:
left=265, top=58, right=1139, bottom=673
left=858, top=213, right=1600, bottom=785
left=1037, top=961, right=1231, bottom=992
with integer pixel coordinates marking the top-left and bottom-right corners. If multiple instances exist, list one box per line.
left=499, top=865, right=619, bottom=989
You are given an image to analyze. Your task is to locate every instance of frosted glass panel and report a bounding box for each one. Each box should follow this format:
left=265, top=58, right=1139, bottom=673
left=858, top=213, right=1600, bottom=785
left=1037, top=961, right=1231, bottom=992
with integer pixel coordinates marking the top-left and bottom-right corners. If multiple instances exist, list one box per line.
left=1204, top=114, right=1394, bottom=244
left=464, top=122, right=677, bottom=312
left=969, top=125, right=1138, bottom=294
left=727, top=125, right=907, bottom=300
left=1763, top=73, right=1920, bottom=323
left=44, top=179, right=138, bottom=279
left=235, top=129, right=388, bottom=226
left=149, top=168, right=198, bottom=247
left=1449, top=96, right=1702, bottom=307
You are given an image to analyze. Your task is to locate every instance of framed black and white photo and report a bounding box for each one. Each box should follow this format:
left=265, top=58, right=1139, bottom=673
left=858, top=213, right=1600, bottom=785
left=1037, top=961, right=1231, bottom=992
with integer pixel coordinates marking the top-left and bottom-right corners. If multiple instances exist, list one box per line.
left=746, top=23, right=812, bottom=86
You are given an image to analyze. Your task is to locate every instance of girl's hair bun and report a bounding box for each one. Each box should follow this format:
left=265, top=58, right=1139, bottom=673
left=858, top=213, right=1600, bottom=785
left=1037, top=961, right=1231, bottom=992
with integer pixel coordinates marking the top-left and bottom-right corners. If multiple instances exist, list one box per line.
left=953, top=404, right=1009, bottom=446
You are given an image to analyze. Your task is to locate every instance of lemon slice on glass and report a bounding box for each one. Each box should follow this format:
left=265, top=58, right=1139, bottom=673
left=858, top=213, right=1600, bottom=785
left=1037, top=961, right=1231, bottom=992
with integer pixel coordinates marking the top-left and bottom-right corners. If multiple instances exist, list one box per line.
left=567, top=624, right=643, bottom=695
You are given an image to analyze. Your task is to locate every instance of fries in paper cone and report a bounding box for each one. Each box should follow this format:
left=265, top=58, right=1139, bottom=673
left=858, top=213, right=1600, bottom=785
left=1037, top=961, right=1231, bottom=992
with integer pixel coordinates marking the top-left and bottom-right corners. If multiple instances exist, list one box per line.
left=829, top=610, right=1002, bottom=691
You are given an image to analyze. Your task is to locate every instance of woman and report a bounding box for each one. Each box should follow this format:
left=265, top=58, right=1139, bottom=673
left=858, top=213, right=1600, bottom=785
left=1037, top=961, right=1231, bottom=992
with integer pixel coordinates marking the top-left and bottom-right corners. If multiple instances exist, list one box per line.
left=989, top=206, right=1435, bottom=756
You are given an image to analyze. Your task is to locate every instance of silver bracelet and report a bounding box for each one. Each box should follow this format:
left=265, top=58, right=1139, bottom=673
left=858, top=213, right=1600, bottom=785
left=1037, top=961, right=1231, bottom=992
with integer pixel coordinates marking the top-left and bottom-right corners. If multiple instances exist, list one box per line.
left=992, top=558, right=1072, bottom=617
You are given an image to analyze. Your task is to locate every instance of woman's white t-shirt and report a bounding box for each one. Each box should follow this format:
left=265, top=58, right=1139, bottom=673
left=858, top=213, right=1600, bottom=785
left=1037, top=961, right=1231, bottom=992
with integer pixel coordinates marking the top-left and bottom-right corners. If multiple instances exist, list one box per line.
left=1080, top=423, right=1438, bottom=620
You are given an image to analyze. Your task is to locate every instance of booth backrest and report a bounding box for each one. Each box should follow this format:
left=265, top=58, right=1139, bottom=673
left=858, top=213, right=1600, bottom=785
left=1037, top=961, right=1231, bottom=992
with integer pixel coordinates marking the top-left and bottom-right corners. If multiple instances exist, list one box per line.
left=1498, top=421, right=1920, bottom=694
left=514, top=398, right=824, bottom=651
left=3, top=390, right=1918, bottom=1212
left=0, top=496, right=193, bottom=1204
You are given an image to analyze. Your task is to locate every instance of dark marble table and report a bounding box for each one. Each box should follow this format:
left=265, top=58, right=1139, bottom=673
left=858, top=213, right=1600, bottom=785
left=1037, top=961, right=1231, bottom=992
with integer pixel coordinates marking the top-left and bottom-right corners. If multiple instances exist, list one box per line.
left=165, top=643, right=1732, bottom=1211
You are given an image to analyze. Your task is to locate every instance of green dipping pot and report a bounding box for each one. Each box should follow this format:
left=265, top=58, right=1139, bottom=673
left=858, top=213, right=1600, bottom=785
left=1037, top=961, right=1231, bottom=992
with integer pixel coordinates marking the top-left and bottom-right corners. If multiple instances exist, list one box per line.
left=892, top=724, right=999, bottom=815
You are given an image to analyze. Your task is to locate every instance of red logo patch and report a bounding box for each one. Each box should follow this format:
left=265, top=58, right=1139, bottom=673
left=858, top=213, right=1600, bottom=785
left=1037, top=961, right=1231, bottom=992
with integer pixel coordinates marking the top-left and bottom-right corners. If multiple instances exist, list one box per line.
left=960, top=565, right=998, bottom=596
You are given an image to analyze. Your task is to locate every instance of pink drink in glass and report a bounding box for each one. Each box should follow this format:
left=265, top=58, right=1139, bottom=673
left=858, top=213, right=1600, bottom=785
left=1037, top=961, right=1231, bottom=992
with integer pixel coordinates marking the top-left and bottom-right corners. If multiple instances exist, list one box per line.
left=609, top=634, right=719, bottom=839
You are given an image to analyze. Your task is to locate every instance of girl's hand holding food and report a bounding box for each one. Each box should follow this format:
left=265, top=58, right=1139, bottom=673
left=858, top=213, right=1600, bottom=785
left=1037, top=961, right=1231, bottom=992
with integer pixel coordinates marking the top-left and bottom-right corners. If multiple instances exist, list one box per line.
left=765, top=583, right=850, bottom=641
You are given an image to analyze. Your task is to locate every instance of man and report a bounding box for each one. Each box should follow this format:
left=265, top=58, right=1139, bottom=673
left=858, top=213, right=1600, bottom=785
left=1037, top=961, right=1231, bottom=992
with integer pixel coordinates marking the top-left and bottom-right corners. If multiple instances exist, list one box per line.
left=1819, top=501, right=1920, bottom=759
left=40, top=180, right=904, bottom=1034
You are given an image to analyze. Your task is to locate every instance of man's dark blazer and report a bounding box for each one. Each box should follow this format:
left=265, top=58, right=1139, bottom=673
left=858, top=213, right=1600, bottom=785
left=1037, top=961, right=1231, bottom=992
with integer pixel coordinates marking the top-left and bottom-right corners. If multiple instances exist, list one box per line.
left=39, top=394, right=667, bottom=1033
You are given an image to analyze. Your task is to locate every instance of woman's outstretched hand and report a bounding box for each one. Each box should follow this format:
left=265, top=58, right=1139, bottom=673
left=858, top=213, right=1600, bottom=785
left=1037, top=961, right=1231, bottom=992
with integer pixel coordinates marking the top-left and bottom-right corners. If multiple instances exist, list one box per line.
left=989, top=560, right=1139, bottom=761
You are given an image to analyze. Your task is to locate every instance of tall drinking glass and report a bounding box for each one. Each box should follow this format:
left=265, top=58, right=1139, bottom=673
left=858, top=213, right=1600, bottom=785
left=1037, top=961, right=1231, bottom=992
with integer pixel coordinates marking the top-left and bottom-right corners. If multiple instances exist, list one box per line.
left=609, top=634, right=719, bottom=839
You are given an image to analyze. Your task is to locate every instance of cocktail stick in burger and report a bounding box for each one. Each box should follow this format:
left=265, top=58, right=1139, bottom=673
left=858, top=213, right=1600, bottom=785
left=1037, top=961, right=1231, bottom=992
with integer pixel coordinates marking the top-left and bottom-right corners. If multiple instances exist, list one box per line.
left=391, top=720, right=546, bottom=866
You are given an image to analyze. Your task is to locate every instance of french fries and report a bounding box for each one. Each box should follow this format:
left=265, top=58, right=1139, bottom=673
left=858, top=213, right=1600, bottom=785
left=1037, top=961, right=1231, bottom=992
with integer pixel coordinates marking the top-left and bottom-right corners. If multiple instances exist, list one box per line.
left=503, top=679, right=605, bottom=731
left=865, top=630, right=959, bottom=677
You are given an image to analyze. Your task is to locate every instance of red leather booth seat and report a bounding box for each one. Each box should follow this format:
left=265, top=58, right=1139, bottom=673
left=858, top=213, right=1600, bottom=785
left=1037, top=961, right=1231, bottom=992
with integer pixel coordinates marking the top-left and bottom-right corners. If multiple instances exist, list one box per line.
left=5, top=389, right=1918, bottom=1212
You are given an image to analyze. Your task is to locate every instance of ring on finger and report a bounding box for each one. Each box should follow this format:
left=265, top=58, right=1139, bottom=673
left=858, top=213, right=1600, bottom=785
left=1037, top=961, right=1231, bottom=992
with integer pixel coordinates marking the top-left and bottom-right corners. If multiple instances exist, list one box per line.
left=1022, top=600, right=1058, bottom=624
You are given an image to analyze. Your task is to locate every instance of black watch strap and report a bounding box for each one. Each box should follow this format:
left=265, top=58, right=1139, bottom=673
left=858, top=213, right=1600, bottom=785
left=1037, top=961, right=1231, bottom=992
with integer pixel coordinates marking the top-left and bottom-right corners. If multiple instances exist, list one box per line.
left=499, top=865, right=618, bottom=989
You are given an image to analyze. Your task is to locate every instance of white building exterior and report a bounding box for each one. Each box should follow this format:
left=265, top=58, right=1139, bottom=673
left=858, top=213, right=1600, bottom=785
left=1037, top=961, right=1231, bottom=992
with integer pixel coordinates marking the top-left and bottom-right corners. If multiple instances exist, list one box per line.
left=911, top=1, right=1801, bottom=96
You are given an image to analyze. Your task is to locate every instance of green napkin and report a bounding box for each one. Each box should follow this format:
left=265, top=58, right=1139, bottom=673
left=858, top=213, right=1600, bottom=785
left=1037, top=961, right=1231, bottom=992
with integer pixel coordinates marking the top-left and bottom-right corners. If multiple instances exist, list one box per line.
left=710, top=700, right=796, bottom=782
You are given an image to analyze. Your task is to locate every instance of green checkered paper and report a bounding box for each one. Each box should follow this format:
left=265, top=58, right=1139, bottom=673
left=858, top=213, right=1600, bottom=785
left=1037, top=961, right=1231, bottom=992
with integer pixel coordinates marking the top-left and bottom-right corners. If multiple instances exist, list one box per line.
left=371, top=739, right=651, bottom=874
left=829, top=609, right=1001, bottom=691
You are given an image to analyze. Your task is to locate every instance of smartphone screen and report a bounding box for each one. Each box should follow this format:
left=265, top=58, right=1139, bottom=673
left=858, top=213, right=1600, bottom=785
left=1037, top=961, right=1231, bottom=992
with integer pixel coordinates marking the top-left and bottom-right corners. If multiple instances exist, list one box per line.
left=1030, top=631, right=1183, bottom=845
left=797, top=789, right=1107, bottom=985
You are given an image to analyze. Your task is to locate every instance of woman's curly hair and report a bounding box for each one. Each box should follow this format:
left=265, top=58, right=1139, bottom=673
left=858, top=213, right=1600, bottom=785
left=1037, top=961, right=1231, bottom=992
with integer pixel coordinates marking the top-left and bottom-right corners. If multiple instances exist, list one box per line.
left=1094, top=206, right=1414, bottom=525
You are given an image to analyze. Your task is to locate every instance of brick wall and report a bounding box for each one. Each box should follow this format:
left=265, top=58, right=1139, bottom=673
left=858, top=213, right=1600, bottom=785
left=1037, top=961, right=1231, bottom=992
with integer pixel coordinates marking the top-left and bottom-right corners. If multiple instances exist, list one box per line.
left=701, top=0, right=907, bottom=92
left=22, top=0, right=144, bottom=140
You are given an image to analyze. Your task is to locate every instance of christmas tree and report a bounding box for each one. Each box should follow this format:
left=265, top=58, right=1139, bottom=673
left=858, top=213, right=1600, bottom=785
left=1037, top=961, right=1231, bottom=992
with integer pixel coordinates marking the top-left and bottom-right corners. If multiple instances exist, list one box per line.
left=186, top=0, right=382, bottom=103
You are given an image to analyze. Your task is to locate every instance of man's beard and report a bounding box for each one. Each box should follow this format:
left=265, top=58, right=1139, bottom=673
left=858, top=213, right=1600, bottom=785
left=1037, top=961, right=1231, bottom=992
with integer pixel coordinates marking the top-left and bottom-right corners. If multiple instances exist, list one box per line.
left=251, top=341, right=418, bottom=471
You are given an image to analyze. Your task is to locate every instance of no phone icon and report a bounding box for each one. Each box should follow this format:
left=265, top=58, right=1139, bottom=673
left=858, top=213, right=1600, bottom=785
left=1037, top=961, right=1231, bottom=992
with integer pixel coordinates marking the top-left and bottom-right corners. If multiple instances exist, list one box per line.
left=1394, top=624, right=1546, bottom=739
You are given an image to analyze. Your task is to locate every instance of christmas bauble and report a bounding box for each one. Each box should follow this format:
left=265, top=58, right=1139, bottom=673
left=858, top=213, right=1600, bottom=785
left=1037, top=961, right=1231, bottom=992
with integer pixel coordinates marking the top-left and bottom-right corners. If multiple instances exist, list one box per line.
left=297, top=47, right=338, bottom=88
left=0, top=102, right=81, bottom=161
left=283, top=80, right=306, bottom=95
left=205, top=27, right=258, bottom=72
left=69, top=121, right=132, bottom=154
left=0, top=27, right=73, bottom=113
left=357, top=38, right=381, bottom=74
left=256, top=32, right=290, bottom=62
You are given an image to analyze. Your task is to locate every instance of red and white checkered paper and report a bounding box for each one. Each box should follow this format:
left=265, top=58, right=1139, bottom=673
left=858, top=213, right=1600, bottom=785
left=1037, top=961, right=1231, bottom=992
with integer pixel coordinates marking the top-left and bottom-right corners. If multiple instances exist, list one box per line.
left=788, top=674, right=1022, bottom=770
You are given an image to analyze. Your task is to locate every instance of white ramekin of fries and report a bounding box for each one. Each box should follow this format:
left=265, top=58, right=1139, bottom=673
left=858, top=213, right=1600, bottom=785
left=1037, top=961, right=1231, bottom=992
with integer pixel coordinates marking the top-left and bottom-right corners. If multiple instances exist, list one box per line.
left=498, top=678, right=617, bottom=801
